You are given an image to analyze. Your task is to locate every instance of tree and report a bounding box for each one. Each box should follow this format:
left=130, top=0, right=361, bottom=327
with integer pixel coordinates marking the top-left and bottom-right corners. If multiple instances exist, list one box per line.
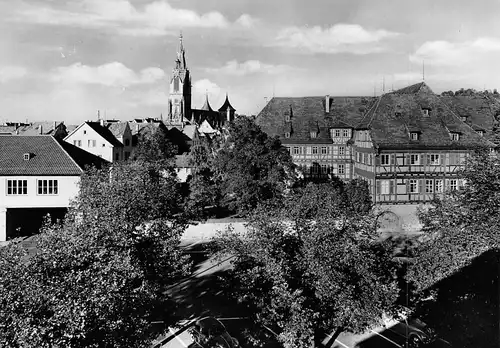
left=214, top=116, right=296, bottom=215
left=406, top=151, right=500, bottom=347
left=0, top=162, right=190, bottom=347
left=214, top=182, right=399, bottom=348
left=132, top=126, right=177, bottom=165
left=187, top=137, right=222, bottom=219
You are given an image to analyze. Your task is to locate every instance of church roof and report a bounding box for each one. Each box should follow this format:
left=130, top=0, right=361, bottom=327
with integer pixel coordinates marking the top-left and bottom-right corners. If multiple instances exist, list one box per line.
left=256, top=96, right=377, bottom=144
left=218, top=94, right=236, bottom=112
left=200, top=95, right=213, bottom=112
left=358, top=82, right=494, bottom=150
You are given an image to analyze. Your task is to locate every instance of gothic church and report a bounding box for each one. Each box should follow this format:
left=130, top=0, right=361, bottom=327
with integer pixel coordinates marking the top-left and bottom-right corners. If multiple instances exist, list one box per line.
left=167, top=34, right=236, bottom=130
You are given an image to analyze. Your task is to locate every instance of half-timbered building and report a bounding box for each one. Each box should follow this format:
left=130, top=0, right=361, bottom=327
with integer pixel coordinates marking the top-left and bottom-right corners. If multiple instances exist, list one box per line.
left=353, top=82, right=495, bottom=204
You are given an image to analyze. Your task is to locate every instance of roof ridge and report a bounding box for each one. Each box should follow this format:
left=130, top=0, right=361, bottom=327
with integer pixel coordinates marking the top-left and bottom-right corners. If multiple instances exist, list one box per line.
left=367, top=95, right=384, bottom=128
left=51, top=137, right=84, bottom=173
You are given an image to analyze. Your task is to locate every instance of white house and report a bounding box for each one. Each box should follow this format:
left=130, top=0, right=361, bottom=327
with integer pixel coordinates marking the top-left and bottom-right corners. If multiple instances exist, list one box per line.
left=0, top=136, right=107, bottom=241
left=64, top=120, right=124, bottom=162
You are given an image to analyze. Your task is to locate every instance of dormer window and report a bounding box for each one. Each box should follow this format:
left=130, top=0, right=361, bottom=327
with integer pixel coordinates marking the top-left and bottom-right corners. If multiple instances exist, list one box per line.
left=477, top=130, right=485, bottom=137
left=422, top=108, right=430, bottom=116
left=410, top=132, right=419, bottom=140
left=284, top=132, right=290, bottom=139
left=451, top=132, right=460, bottom=141
left=310, top=131, right=317, bottom=139
left=23, top=153, right=32, bottom=161
left=460, top=116, right=467, bottom=122
left=284, top=111, right=290, bottom=122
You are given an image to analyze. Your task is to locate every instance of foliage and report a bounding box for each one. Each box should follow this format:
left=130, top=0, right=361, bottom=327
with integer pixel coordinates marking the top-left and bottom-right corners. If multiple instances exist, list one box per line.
left=187, top=137, right=222, bottom=219
left=214, top=182, right=399, bottom=348
left=214, top=116, right=297, bottom=215
left=132, top=126, right=177, bottom=166
left=0, top=162, right=190, bottom=347
left=408, top=150, right=500, bottom=292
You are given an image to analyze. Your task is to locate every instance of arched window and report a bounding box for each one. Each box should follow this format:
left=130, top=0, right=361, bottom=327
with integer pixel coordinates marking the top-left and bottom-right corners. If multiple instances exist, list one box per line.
left=125, top=138, right=130, bottom=146
left=173, top=77, right=179, bottom=92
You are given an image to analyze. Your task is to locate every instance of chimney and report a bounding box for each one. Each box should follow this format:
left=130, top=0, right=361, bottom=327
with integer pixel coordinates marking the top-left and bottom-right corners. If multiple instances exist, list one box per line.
left=39, top=125, right=43, bottom=135
left=325, top=95, right=330, bottom=113
left=100, top=119, right=105, bottom=127
left=54, top=121, right=57, bottom=131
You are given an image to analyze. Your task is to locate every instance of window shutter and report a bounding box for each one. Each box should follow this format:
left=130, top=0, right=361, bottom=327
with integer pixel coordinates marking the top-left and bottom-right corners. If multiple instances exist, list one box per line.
left=389, top=180, right=394, bottom=194
left=376, top=180, right=381, bottom=194
left=445, top=179, right=450, bottom=191
left=406, top=154, right=410, bottom=165
left=418, top=179, right=424, bottom=193
left=375, top=156, right=380, bottom=166
left=390, top=154, right=395, bottom=165
left=440, top=154, right=445, bottom=165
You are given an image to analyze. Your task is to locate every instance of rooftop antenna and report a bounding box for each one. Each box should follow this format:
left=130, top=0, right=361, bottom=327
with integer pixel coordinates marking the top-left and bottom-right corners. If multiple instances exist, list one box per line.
left=273, top=82, right=275, bottom=98
left=383, top=76, right=386, bottom=94
left=373, top=81, right=376, bottom=97
left=97, top=110, right=100, bottom=120
left=422, top=60, right=425, bottom=82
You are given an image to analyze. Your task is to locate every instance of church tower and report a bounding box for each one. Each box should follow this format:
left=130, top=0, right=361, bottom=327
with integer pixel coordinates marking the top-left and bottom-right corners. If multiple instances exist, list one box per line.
left=168, top=33, right=191, bottom=125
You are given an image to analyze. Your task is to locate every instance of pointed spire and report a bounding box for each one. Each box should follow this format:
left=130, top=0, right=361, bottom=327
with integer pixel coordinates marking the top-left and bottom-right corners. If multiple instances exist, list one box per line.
left=201, top=93, right=213, bottom=111
left=218, top=92, right=236, bottom=112
left=176, top=31, right=187, bottom=70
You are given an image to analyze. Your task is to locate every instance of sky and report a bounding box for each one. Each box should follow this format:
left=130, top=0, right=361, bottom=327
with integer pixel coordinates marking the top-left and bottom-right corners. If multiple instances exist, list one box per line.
left=2, top=0, right=500, bottom=124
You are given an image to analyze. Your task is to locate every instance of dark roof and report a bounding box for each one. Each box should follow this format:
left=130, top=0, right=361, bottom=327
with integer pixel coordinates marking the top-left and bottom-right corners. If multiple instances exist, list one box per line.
left=200, top=96, right=213, bottom=112
left=256, top=96, right=377, bottom=143
left=107, top=122, right=129, bottom=139
left=0, top=136, right=107, bottom=176
left=218, top=94, right=236, bottom=112
left=85, top=122, right=123, bottom=147
left=359, top=82, right=494, bottom=150
left=175, top=155, right=192, bottom=168
left=439, top=94, right=498, bottom=144
left=17, top=122, right=63, bottom=136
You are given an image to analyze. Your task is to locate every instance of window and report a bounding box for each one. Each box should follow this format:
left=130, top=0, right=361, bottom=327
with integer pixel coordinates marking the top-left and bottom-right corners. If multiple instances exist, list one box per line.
left=338, top=164, right=345, bottom=174
left=312, top=146, right=318, bottom=155
left=83, top=130, right=87, bottom=135
left=334, top=129, right=341, bottom=137
left=293, top=147, right=300, bottom=155
left=450, top=179, right=458, bottom=191
left=410, top=132, right=419, bottom=140
left=477, top=130, right=485, bottom=137
left=102, top=143, right=106, bottom=147
left=284, top=132, right=290, bottom=138
left=321, top=164, right=327, bottom=174
left=380, top=154, right=390, bottom=165
left=451, top=133, right=460, bottom=141
left=460, top=116, right=467, bottom=122
left=435, top=180, right=443, bottom=193
left=380, top=180, right=391, bottom=195
left=422, top=108, right=430, bottom=116
left=321, top=146, right=327, bottom=155
left=410, top=154, right=420, bottom=165
left=409, top=179, right=418, bottom=193
left=311, top=165, right=319, bottom=174
left=7, top=180, right=27, bottom=195
left=310, top=131, right=317, bottom=138
left=115, top=153, right=120, bottom=161
left=125, top=138, right=130, bottom=146
left=339, top=146, right=345, bottom=156
left=88, top=139, right=96, bottom=147
left=125, top=152, right=130, bottom=160
left=425, top=179, right=434, bottom=193
left=23, top=153, right=30, bottom=161
left=343, top=129, right=349, bottom=137
left=428, top=154, right=440, bottom=165
left=73, top=140, right=81, bottom=147
left=37, top=179, right=58, bottom=195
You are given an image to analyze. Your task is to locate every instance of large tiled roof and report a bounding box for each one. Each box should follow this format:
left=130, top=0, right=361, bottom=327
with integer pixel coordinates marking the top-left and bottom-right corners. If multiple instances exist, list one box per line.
left=359, top=83, right=494, bottom=150
left=0, top=136, right=107, bottom=176
left=85, top=122, right=123, bottom=147
left=439, top=94, right=499, bottom=144
left=256, top=96, right=377, bottom=144
left=107, top=122, right=129, bottom=139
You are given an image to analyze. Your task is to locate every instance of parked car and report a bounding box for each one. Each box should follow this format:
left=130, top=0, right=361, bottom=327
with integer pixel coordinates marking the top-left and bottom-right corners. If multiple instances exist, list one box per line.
left=404, top=317, right=437, bottom=347
left=189, top=317, right=240, bottom=348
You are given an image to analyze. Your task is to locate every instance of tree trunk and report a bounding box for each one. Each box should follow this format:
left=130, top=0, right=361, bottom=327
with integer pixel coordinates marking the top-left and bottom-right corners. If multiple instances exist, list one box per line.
left=323, top=327, right=344, bottom=348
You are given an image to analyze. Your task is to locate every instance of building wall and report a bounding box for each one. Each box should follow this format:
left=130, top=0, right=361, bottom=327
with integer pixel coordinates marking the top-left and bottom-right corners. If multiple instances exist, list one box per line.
left=65, top=124, right=115, bottom=162
left=0, top=175, right=80, bottom=240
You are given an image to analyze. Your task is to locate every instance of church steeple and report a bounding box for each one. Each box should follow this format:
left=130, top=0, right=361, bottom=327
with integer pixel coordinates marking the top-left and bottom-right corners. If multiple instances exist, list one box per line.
left=168, top=32, right=191, bottom=125
left=176, top=32, right=187, bottom=70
